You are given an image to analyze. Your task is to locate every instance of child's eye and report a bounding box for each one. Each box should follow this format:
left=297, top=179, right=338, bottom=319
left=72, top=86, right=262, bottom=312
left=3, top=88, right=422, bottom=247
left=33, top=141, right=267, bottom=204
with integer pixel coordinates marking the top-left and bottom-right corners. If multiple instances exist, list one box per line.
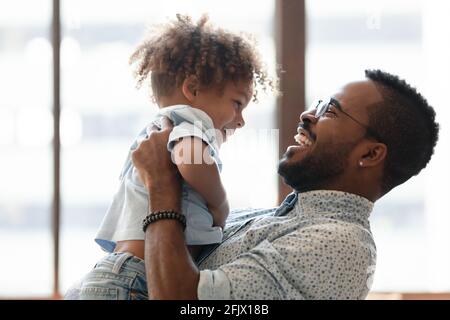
left=233, top=100, right=242, bottom=110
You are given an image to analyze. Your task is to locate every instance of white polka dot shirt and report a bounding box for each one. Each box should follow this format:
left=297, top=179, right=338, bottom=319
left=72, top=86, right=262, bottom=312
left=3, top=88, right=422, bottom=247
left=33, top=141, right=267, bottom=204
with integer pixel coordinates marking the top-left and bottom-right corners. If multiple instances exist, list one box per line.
left=197, top=190, right=377, bottom=300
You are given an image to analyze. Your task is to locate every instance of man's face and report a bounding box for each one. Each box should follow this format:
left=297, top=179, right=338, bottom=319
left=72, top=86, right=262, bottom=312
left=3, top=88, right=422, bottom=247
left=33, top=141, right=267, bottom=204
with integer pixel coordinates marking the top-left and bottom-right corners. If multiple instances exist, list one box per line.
left=278, top=80, right=383, bottom=192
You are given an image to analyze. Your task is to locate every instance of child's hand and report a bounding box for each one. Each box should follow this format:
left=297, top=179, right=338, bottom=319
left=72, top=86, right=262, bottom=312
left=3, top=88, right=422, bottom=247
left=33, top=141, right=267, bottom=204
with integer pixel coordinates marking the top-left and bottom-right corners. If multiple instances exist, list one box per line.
left=208, top=199, right=229, bottom=230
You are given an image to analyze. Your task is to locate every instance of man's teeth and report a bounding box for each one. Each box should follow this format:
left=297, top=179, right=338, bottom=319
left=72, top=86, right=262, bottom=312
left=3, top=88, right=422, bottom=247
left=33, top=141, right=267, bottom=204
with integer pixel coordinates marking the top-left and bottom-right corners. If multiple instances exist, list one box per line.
left=294, top=133, right=312, bottom=146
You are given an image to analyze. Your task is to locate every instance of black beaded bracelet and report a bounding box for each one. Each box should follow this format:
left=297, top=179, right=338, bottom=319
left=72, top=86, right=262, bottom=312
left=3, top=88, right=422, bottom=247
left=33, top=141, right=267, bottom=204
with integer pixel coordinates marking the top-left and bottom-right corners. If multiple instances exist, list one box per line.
left=142, top=210, right=186, bottom=232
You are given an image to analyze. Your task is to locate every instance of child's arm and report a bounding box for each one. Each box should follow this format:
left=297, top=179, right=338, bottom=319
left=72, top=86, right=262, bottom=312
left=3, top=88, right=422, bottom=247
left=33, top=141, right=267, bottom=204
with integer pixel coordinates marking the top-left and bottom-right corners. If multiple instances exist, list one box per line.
left=172, top=136, right=229, bottom=229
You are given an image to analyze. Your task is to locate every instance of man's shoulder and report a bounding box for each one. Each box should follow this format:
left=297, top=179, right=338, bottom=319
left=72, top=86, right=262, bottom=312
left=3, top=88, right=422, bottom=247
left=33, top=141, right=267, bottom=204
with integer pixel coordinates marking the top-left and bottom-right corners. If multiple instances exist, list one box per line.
left=287, top=217, right=376, bottom=255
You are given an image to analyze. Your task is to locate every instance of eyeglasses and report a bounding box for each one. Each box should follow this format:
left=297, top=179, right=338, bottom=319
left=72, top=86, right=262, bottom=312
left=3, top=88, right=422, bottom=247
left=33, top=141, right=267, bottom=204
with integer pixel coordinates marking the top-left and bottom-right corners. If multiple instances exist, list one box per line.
left=309, top=98, right=383, bottom=142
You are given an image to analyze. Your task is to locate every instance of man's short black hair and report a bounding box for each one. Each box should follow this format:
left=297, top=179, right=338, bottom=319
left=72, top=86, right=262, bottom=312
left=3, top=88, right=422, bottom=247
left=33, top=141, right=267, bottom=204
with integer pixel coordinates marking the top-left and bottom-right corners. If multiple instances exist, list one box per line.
left=364, top=69, right=439, bottom=194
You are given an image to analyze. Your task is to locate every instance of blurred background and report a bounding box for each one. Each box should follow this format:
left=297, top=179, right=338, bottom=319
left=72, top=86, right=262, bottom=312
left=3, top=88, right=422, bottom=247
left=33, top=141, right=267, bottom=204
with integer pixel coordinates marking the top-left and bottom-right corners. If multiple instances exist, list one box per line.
left=0, top=0, right=449, bottom=299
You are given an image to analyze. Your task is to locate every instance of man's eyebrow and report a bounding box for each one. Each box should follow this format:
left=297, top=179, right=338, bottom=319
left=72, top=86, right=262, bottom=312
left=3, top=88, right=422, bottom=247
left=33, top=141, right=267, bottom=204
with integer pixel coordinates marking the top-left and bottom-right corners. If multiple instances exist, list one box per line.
left=329, top=97, right=342, bottom=108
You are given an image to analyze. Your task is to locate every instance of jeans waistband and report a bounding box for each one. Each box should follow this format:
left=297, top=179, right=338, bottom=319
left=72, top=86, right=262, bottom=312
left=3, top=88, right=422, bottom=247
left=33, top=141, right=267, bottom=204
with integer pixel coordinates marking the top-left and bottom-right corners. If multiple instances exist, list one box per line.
left=97, top=252, right=145, bottom=276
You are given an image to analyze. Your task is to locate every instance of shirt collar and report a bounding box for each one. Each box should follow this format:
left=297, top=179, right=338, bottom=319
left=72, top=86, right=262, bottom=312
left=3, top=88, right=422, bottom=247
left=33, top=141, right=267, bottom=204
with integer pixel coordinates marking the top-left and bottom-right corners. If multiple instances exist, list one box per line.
left=295, top=190, right=373, bottom=224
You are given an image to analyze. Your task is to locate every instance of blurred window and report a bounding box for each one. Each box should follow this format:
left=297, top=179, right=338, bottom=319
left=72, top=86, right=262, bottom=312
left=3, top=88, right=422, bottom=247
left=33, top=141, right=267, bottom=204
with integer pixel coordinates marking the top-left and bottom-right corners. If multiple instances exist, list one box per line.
left=0, top=0, right=53, bottom=297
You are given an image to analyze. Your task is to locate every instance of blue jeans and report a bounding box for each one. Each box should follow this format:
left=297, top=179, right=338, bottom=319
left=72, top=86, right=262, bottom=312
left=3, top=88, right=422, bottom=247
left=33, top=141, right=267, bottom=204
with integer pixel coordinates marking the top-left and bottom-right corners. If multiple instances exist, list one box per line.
left=66, top=252, right=148, bottom=300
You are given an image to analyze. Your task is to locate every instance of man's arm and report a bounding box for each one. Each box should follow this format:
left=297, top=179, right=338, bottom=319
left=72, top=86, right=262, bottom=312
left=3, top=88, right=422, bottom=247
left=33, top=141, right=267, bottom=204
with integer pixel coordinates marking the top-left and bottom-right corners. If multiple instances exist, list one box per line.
left=144, top=199, right=200, bottom=299
left=172, top=136, right=229, bottom=228
left=132, top=119, right=200, bottom=299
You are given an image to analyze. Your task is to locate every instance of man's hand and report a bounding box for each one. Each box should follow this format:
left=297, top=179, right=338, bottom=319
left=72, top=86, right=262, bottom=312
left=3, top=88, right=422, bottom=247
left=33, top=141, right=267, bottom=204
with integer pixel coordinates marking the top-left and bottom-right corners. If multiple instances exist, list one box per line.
left=131, top=117, right=182, bottom=212
left=131, top=117, right=176, bottom=189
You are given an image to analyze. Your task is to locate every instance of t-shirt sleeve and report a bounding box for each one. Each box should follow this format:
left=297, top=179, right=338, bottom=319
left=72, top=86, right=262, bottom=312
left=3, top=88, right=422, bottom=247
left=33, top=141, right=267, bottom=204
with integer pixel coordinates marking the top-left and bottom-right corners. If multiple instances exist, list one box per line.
left=167, top=121, right=221, bottom=171
left=167, top=121, right=209, bottom=152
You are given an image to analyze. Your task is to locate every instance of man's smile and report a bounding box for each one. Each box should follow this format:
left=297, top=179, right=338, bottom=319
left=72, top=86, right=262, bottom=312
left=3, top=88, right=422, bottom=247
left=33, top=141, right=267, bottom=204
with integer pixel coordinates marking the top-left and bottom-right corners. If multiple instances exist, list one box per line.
left=285, top=126, right=316, bottom=157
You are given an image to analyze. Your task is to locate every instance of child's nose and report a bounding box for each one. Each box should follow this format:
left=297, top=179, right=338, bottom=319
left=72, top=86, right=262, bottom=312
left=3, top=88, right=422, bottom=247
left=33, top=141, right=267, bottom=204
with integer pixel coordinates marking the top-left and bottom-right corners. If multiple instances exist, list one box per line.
left=236, top=117, right=245, bottom=128
left=234, top=111, right=245, bottom=128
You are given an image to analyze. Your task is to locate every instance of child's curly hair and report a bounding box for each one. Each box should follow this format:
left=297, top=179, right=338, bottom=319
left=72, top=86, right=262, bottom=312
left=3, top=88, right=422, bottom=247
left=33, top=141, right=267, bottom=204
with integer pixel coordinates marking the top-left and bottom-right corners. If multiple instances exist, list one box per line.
left=129, top=14, right=276, bottom=103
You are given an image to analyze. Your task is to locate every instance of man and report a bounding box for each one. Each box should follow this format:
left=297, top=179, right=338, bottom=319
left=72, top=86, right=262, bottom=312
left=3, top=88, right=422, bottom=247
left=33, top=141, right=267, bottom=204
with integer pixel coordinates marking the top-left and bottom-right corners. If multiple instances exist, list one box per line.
left=67, top=69, right=437, bottom=300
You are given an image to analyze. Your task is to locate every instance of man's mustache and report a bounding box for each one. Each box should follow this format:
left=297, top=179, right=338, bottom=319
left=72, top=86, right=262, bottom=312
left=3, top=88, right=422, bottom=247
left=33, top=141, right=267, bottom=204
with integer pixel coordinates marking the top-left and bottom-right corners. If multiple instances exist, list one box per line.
left=297, top=122, right=317, bottom=142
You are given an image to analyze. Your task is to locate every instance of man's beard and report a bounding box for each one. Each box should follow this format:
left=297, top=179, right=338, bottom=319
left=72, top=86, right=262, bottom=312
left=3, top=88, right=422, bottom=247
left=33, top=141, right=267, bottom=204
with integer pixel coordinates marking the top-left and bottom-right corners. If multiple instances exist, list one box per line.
left=277, top=141, right=356, bottom=192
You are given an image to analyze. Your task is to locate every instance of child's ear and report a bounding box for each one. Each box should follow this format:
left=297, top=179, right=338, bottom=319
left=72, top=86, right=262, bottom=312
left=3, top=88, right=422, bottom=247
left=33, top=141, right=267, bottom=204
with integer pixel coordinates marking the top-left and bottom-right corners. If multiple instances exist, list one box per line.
left=181, top=76, right=199, bottom=102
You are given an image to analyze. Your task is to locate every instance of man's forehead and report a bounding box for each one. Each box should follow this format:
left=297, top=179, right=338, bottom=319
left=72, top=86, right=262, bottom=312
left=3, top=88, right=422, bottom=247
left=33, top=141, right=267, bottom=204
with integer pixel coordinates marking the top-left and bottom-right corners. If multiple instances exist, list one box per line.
left=333, top=80, right=383, bottom=111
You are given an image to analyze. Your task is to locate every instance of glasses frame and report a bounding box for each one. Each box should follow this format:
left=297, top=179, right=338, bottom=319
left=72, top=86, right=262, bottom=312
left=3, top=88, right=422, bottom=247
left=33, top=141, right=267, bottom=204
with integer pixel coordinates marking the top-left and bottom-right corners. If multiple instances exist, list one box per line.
left=311, top=98, right=383, bottom=142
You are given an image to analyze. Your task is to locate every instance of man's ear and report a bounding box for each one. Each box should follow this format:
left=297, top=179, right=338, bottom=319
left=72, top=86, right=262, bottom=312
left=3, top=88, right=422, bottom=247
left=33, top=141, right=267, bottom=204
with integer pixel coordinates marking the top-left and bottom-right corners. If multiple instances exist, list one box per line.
left=358, top=141, right=387, bottom=168
left=181, top=75, right=199, bottom=103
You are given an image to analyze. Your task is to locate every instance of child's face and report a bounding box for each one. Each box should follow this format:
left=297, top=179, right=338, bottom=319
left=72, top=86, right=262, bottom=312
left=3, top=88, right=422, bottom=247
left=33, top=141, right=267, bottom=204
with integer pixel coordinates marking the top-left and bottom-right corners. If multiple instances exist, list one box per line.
left=192, top=80, right=253, bottom=142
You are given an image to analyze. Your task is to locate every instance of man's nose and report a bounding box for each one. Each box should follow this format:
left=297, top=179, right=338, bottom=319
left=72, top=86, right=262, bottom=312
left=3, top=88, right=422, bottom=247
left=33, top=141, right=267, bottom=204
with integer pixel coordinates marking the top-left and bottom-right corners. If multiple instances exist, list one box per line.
left=300, top=109, right=318, bottom=125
